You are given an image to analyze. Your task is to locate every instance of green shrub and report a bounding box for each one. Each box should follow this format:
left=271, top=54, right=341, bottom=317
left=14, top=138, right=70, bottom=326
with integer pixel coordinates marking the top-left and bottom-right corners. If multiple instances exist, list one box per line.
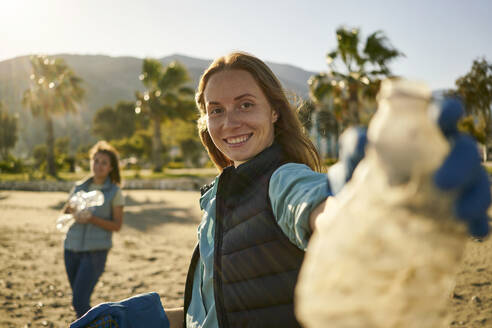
left=0, top=155, right=25, bottom=173
left=76, top=145, right=91, bottom=171
left=33, top=144, right=47, bottom=168
left=130, top=163, right=142, bottom=179
left=167, top=161, right=185, bottom=169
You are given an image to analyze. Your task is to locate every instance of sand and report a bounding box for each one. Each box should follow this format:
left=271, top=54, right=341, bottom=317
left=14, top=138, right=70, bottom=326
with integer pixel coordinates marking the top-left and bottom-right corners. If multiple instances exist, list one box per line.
left=0, top=190, right=201, bottom=328
left=0, top=190, right=491, bottom=327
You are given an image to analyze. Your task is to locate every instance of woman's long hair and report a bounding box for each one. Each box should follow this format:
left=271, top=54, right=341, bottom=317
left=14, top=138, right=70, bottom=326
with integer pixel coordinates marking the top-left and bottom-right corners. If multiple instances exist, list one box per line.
left=89, top=141, right=121, bottom=184
left=196, top=52, right=323, bottom=172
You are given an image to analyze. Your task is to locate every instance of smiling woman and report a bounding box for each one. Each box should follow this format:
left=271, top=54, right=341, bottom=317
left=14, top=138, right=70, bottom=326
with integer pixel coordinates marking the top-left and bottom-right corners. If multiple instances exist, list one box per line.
left=204, top=69, right=279, bottom=167
left=170, top=51, right=330, bottom=328
left=196, top=52, right=322, bottom=172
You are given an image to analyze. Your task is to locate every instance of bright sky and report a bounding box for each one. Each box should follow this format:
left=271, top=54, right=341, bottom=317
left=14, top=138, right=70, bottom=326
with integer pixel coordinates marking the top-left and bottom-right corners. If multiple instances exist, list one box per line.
left=0, top=0, right=490, bottom=90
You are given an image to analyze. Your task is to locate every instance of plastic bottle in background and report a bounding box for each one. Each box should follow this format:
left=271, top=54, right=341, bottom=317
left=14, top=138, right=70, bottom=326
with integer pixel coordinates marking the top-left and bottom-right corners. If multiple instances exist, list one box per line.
left=295, top=79, right=468, bottom=328
left=56, top=190, right=105, bottom=232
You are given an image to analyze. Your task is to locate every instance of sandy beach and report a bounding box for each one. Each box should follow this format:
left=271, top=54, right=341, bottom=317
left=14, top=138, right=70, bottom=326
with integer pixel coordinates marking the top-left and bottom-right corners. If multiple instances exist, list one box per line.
left=0, top=190, right=201, bottom=328
left=1, top=190, right=491, bottom=327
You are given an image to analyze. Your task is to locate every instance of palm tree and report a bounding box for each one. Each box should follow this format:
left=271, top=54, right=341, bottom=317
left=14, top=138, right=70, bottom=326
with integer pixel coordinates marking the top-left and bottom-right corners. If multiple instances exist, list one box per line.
left=22, top=55, right=85, bottom=176
left=136, top=59, right=195, bottom=172
left=310, top=26, right=403, bottom=128
left=0, top=102, right=18, bottom=160
left=452, top=58, right=492, bottom=160
left=455, top=59, right=492, bottom=140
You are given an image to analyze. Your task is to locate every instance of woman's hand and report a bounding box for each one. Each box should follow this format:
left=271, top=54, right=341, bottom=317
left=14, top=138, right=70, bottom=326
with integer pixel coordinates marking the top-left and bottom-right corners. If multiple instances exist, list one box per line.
left=65, top=206, right=75, bottom=214
left=326, top=127, right=367, bottom=195
left=166, top=307, right=184, bottom=328
left=312, top=97, right=491, bottom=238
left=310, top=127, right=367, bottom=230
left=432, top=97, right=491, bottom=238
left=74, top=209, right=92, bottom=224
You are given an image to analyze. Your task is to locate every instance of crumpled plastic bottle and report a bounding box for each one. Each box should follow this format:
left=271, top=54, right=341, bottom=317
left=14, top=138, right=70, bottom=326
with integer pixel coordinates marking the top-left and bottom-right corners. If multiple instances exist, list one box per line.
left=295, top=79, right=468, bottom=328
left=56, top=190, right=105, bottom=232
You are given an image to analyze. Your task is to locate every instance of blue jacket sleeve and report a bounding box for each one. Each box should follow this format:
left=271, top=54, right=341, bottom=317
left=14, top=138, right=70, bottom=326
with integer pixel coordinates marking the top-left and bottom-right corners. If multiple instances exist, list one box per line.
left=269, top=163, right=331, bottom=250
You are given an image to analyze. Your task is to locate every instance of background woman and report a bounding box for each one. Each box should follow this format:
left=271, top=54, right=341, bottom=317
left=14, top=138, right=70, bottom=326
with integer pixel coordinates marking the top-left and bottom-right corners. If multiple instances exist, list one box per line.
left=62, top=140, right=125, bottom=318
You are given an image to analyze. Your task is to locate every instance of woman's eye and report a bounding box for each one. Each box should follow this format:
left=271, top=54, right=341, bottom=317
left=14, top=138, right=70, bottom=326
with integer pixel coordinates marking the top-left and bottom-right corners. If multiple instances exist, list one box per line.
left=209, top=107, right=223, bottom=115
left=240, top=102, right=254, bottom=110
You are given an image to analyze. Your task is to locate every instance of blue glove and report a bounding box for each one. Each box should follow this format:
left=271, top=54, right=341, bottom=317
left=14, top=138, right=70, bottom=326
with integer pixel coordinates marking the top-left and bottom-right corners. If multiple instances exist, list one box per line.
left=328, top=97, right=490, bottom=238
left=327, top=127, right=367, bottom=195
left=70, top=292, right=170, bottom=328
left=432, top=97, right=491, bottom=238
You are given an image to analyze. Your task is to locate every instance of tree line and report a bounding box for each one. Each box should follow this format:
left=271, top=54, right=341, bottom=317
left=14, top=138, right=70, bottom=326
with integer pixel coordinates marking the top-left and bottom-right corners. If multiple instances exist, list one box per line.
left=1, top=26, right=491, bottom=177
left=1, top=56, right=200, bottom=177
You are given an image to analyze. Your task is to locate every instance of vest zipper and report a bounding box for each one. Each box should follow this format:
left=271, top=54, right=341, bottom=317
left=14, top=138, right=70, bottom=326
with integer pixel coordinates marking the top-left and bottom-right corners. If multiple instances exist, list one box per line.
left=214, top=169, right=230, bottom=328
left=80, top=224, right=88, bottom=251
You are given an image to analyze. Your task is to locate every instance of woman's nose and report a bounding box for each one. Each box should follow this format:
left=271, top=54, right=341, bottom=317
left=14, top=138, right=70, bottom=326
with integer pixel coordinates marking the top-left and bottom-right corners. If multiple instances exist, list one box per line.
left=223, top=110, right=241, bottom=128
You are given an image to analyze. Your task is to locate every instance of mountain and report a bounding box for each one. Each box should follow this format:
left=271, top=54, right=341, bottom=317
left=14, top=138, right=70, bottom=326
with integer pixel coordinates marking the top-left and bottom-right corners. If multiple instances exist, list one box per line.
left=0, top=53, right=316, bottom=156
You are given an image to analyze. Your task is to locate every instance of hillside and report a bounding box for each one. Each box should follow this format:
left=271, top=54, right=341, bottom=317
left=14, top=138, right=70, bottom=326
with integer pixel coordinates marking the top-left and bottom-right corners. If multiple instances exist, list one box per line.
left=0, top=54, right=315, bottom=156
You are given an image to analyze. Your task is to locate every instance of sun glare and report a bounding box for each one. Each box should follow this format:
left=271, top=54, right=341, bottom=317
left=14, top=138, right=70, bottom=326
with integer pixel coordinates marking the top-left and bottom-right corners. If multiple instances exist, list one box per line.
left=0, top=1, right=32, bottom=20
left=0, top=0, right=67, bottom=60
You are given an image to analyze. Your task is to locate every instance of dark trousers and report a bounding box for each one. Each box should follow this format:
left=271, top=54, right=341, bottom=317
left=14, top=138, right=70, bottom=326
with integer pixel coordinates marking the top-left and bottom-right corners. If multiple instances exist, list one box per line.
left=64, top=249, right=108, bottom=318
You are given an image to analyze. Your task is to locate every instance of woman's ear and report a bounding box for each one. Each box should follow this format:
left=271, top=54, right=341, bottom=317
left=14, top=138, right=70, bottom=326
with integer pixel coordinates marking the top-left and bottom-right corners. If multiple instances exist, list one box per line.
left=272, top=109, right=279, bottom=123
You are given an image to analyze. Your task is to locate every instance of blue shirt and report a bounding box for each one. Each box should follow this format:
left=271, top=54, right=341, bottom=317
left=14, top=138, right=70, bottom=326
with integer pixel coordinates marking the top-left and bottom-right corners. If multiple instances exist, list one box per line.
left=186, top=163, right=330, bottom=328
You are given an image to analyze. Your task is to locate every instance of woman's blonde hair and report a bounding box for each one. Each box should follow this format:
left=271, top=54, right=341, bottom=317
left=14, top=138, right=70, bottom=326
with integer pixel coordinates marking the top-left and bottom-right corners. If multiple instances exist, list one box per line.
left=196, top=52, right=323, bottom=172
left=89, top=140, right=121, bottom=184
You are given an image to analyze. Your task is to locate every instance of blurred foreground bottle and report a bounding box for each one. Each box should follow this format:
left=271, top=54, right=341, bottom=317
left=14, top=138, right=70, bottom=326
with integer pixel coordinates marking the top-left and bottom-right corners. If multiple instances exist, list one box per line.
left=56, top=190, right=104, bottom=232
left=295, top=79, right=467, bottom=328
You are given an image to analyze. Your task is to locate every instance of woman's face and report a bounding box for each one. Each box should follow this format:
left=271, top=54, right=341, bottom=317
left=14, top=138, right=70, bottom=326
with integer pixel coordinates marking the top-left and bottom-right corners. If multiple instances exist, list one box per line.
left=91, top=151, right=112, bottom=181
left=204, top=69, right=278, bottom=167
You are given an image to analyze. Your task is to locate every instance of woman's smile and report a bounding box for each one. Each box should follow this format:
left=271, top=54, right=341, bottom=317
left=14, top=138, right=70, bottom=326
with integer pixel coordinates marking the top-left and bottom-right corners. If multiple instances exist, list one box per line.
left=224, top=133, right=253, bottom=146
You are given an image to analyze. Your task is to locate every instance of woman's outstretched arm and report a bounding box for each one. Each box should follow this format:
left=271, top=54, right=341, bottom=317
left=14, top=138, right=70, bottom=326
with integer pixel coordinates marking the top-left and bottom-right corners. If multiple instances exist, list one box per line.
left=166, top=307, right=184, bottom=328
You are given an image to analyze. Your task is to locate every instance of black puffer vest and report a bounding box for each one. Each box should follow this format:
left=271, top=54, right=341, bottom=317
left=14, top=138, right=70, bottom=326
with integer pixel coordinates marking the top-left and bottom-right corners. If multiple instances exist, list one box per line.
left=184, top=144, right=305, bottom=328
